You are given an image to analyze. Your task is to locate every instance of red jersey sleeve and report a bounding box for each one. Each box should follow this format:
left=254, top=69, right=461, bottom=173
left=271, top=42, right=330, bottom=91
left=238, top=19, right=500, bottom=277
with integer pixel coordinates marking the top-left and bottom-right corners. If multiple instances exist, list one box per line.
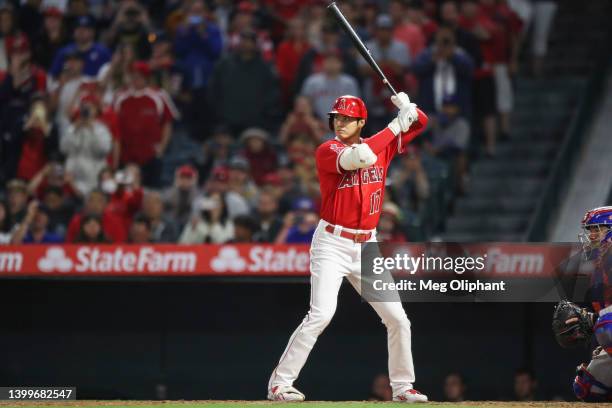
left=316, top=140, right=348, bottom=175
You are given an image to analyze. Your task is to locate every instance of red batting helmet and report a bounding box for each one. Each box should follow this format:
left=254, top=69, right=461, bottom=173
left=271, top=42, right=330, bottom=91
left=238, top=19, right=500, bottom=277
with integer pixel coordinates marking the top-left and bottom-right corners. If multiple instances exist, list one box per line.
left=327, top=95, right=367, bottom=130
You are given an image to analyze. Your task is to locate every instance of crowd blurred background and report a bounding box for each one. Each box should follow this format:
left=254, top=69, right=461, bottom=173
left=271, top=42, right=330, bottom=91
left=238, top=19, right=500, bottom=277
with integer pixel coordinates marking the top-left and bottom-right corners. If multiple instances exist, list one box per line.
left=0, top=0, right=559, bottom=245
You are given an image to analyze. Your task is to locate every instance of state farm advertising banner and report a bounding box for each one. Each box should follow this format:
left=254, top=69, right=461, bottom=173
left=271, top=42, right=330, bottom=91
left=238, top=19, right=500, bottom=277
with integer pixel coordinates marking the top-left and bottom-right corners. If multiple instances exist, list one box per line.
left=0, top=244, right=311, bottom=276
left=0, top=243, right=584, bottom=277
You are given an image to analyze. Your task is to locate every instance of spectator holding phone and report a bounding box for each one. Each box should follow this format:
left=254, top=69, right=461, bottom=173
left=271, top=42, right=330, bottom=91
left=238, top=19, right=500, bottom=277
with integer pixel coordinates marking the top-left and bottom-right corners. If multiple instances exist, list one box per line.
left=60, top=93, right=112, bottom=196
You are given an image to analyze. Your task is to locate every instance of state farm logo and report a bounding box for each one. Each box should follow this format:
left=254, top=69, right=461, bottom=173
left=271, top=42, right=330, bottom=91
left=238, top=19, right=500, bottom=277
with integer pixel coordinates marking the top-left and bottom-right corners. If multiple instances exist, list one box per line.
left=210, top=246, right=309, bottom=274
left=211, top=247, right=247, bottom=272
left=38, top=247, right=73, bottom=272
left=0, top=251, right=23, bottom=272
left=36, top=247, right=197, bottom=274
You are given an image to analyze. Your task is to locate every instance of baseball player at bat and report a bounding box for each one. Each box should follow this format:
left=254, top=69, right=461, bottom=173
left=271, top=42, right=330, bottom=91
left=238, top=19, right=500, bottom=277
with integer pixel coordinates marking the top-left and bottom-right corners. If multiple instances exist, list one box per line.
left=552, top=206, right=612, bottom=402
left=267, top=92, right=429, bottom=403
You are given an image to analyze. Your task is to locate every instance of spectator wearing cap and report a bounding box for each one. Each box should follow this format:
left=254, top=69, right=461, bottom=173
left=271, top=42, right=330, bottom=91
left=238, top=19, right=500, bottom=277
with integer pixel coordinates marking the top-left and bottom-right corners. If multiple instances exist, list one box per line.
left=275, top=17, right=311, bottom=106
left=227, top=156, right=258, bottom=205
left=174, top=0, right=222, bottom=141
left=253, top=189, right=283, bottom=242
left=162, top=164, right=201, bottom=230
left=275, top=196, right=319, bottom=243
left=411, top=25, right=474, bottom=118
left=11, top=200, right=64, bottom=244
left=179, top=191, right=234, bottom=244
left=300, top=49, right=360, bottom=122
left=200, top=165, right=250, bottom=218
left=103, top=1, right=152, bottom=60
left=5, top=179, right=30, bottom=229
left=278, top=95, right=326, bottom=146
left=209, top=28, right=280, bottom=134
left=229, top=214, right=259, bottom=243
left=66, top=189, right=126, bottom=242
left=377, top=202, right=408, bottom=243
left=128, top=213, right=152, bottom=243
left=239, top=127, right=278, bottom=186
left=0, top=35, right=47, bottom=185
left=60, top=92, right=112, bottom=196
left=33, top=7, right=69, bottom=70
left=293, top=24, right=359, bottom=101
left=389, top=0, right=425, bottom=60
left=142, top=190, right=177, bottom=243
left=49, top=14, right=111, bottom=79
left=359, top=14, right=411, bottom=130
left=114, top=61, right=179, bottom=188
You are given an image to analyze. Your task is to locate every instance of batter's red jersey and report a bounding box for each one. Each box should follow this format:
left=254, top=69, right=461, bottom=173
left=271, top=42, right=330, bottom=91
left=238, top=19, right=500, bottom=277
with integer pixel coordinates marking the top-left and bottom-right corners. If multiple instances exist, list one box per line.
left=316, top=109, right=428, bottom=230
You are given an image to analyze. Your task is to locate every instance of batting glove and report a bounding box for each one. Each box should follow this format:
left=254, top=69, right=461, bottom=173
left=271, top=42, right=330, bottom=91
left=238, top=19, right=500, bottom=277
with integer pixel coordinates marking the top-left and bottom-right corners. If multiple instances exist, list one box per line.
left=388, top=104, right=418, bottom=135
left=390, top=92, right=411, bottom=110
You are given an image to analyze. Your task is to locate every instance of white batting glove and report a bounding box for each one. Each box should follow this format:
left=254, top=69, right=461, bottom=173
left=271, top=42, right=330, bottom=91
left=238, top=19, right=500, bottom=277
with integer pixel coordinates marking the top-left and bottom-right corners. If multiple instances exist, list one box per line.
left=390, top=92, right=411, bottom=110
left=388, top=103, right=418, bottom=135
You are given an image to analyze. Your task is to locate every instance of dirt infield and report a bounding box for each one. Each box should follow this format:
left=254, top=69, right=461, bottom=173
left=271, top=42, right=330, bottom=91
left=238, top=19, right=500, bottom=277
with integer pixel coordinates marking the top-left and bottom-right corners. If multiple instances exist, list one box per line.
left=0, top=401, right=599, bottom=408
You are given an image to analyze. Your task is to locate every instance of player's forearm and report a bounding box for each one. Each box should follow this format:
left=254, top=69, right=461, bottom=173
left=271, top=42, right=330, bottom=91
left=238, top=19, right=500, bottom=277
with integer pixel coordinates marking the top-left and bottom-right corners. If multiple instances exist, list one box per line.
left=363, top=127, right=397, bottom=155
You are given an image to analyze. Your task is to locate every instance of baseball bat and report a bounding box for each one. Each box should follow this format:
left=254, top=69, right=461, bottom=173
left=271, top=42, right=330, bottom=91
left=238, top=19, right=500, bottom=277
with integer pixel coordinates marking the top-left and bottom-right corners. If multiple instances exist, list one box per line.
left=327, top=1, right=398, bottom=97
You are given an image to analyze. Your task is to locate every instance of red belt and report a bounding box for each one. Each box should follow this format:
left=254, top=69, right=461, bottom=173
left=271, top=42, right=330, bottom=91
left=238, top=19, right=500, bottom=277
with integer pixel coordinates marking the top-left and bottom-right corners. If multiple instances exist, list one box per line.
left=324, top=225, right=372, bottom=243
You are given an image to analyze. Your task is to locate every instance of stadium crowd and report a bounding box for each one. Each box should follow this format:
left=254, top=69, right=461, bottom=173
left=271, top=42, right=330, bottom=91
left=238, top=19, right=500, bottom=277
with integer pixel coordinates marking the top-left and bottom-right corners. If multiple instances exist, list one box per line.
left=0, top=0, right=557, bottom=245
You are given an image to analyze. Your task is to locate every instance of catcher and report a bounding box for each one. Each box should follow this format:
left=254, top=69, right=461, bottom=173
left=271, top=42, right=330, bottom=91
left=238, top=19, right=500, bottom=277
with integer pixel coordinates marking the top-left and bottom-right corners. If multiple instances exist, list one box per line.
left=552, top=206, right=612, bottom=402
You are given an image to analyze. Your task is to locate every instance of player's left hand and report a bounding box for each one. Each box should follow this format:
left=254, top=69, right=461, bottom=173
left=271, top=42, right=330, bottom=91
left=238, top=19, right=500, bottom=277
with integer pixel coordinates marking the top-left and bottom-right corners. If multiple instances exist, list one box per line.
left=391, top=92, right=411, bottom=110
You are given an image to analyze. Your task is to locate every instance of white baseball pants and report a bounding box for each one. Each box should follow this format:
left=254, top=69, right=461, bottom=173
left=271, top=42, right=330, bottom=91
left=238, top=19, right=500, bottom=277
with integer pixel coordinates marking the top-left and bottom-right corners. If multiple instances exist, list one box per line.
left=268, top=220, right=415, bottom=396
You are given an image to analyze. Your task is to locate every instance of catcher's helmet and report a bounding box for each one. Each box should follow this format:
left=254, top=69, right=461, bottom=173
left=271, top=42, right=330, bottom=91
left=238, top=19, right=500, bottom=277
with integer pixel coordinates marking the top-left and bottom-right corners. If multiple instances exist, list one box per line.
left=327, top=95, right=367, bottom=130
left=579, top=206, right=612, bottom=252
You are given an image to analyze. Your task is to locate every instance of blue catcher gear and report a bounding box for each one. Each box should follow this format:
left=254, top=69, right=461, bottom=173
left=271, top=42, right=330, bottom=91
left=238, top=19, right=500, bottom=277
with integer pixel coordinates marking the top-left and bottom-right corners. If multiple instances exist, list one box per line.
left=594, top=307, right=612, bottom=355
left=579, top=206, right=612, bottom=254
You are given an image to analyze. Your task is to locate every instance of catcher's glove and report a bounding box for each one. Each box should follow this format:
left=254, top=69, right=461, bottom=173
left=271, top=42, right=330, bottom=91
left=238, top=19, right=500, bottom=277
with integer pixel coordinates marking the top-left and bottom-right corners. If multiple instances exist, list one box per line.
left=552, top=300, right=595, bottom=348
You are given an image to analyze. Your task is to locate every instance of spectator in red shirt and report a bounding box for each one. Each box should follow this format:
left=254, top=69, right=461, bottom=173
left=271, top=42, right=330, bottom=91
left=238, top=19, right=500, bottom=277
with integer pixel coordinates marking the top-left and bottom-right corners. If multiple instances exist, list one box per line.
left=275, top=18, right=310, bottom=107
left=479, top=0, right=523, bottom=141
left=0, top=35, right=47, bottom=185
left=390, top=0, right=426, bottom=60
left=66, top=189, right=126, bottom=242
left=406, top=0, right=439, bottom=44
left=114, top=61, right=178, bottom=188
left=459, top=0, right=499, bottom=156
left=105, top=167, right=144, bottom=235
